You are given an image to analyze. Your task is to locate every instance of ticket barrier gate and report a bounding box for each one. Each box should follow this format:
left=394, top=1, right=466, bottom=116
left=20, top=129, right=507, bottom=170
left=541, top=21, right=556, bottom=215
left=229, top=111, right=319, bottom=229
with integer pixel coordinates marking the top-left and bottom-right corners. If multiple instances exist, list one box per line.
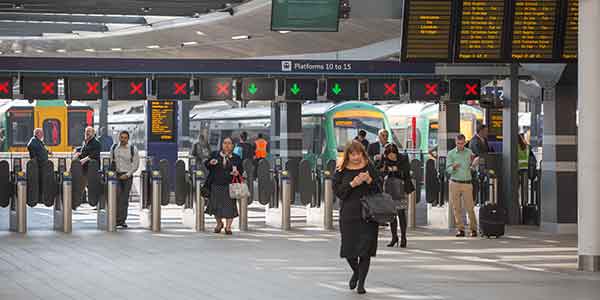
left=176, top=158, right=208, bottom=232
left=304, top=159, right=336, bottom=230
left=83, top=158, right=119, bottom=232
left=139, top=159, right=169, bottom=232
left=262, top=158, right=294, bottom=230
left=3, top=159, right=27, bottom=233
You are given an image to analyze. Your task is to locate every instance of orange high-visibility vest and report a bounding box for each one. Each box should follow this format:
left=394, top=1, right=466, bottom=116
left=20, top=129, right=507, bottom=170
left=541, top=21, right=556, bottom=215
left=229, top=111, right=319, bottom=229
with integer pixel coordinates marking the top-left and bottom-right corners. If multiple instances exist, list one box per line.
left=255, top=139, right=268, bottom=159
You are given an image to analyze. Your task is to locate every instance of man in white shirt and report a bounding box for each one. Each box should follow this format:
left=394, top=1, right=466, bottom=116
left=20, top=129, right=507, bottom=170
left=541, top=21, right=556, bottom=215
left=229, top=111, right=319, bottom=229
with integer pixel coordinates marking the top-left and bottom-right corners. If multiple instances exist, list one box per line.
left=110, top=131, right=139, bottom=228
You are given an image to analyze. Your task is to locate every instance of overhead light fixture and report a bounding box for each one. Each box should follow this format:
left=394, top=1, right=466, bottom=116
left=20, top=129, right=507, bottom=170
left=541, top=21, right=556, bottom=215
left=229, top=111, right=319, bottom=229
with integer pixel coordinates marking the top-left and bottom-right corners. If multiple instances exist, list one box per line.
left=84, top=48, right=95, bottom=52
left=146, top=45, right=160, bottom=49
left=141, top=7, right=152, bottom=13
left=14, top=50, right=22, bottom=54
left=196, top=31, right=206, bottom=36
left=12, top=3, right=24, bottom=9
left=231, top=35, right=250, bottom=40
left=111, top=48, right=122, bottom=51
left=278, top=31, right=291, bottom=34
left=181, top=41, right=198, bottom=47
left=35, top=49, right=44, bottom=53
left=56, top=49, right=67, bottom=53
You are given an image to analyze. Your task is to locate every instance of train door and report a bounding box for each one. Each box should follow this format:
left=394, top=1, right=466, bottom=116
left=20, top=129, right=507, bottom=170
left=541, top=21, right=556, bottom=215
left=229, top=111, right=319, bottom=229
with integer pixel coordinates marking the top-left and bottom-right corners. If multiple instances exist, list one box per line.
left=34, top=104, right=68, bottom=152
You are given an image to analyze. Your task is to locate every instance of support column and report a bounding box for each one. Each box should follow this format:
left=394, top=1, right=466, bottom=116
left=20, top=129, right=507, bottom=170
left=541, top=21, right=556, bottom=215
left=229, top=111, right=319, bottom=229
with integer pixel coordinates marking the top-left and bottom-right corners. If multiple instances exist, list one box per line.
left=179, top=101, right=191, bottom=149
left=579, top=0, right=600, bottom=272
left=539, top=65, right=577, bottom=234
left=529, top=95, right=542, bottom=149
left=100, top=79, right=109, bottom=133
left=437, top=102, right=460, bottom=156
left=501, top=64, right=520, bottom=224
left=271, top=100, right=303, bottom=201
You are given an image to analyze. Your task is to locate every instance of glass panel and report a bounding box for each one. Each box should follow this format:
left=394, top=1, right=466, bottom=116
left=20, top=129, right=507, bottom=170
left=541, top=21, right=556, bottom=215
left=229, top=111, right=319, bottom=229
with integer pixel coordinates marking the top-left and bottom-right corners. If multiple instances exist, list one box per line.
left=68, top=111, right=89, bottom=146
left=9, top=110, right=34, bottom=146
left=43, top=119, right=61, bottom=146
left=333, top=117, right=385, bottom=152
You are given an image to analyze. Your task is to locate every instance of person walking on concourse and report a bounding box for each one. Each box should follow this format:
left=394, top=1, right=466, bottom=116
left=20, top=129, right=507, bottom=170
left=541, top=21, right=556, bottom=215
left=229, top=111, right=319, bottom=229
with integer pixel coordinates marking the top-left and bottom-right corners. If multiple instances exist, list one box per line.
left=205, top=137, right=243, bottom=235
left=334, top=141, right=382, bottom=295
left=110, top=130, right=139, bottom=229
left=446, top=134, right=479, bottom=237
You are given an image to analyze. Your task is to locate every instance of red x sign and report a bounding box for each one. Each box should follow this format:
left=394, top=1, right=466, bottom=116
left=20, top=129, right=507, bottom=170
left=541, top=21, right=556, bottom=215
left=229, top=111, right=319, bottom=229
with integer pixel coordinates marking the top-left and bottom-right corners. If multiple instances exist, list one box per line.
left=384, top=83, right=397, bottom=95
left=129, top=82, right=144, bottom=95
left=41, top=82, right=55, bottom=94
left=216, top=82, right=230, bottom=96
left=465, top=83, right=479, bottom=96
left=86, top=81, right=100, bottom=95
left=0, top=81, right=8, bottom=94
left=425, top=83, right=438, bottom=95
left=174, top=82, right=187, bottom=95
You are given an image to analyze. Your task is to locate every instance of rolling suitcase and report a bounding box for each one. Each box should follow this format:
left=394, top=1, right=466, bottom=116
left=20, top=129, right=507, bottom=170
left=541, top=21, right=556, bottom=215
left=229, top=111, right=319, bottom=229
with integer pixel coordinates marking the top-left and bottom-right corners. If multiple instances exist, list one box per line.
left=479, top=174, right=506, bottom=238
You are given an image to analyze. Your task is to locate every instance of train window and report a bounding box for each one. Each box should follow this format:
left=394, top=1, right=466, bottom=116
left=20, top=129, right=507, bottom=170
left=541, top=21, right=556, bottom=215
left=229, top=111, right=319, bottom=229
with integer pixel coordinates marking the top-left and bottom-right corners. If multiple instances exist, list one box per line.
left=68, top=112, right=89, bottom=146
left=333, top=117, right=384, bottom=150
left=8, top=110, right=34, bottom=146
left=42, top=119, right=61, bottom=146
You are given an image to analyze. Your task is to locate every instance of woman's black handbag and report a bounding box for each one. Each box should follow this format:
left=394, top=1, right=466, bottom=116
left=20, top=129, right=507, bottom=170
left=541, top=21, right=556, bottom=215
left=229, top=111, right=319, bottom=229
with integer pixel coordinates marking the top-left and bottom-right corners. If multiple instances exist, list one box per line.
left=384, top=176, right=405, bottom=200
left=360, top=193, right=397, bottom=225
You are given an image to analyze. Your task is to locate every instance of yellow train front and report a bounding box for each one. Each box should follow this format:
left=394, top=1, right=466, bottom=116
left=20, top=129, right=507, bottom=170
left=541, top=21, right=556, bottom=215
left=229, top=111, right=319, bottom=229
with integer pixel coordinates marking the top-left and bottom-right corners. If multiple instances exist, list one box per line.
left=0, top=100, right=94, bottom=152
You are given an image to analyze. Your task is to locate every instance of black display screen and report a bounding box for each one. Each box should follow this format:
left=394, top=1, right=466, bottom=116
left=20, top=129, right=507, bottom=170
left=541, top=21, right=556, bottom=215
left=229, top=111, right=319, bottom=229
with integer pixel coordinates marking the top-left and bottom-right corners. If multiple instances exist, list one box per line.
left=23, top=77, right=59, bottom=100
left=67, top=77, right=102, bottom=100
left=111, top=78, right=147, bottom=100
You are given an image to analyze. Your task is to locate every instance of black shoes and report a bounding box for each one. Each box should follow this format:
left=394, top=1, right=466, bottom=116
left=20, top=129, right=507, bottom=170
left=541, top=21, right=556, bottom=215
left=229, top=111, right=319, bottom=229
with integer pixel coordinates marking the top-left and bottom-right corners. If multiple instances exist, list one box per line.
left=116, top=223, right=128, bottom=229
left=400, top=238, right=407, bottom=248
left=471, top=230, right=478, bottom=237
left=225, top=229, right=233, bottom=235
left=357, top=285, right=366, bottom=294
left=387, top=237, right=399, bottom=247
left=349, top=273, right=358, bottom=290
left=456, top=230, right=466, bottom=237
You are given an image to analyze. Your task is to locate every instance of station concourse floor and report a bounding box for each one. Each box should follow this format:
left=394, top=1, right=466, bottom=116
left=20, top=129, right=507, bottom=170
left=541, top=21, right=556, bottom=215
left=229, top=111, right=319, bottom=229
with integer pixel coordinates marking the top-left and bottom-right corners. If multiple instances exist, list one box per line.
left=0, top=204, right=599, bottom=300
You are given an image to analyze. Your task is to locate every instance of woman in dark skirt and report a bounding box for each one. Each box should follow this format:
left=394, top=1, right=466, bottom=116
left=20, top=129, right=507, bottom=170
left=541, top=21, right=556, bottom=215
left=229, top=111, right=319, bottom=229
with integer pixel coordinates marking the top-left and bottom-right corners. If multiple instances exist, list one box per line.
left=205, top=137, right=243, bottom=235
left=334, top=141, right=382, bottom=295
left=378, top=143, right=412, bottom=248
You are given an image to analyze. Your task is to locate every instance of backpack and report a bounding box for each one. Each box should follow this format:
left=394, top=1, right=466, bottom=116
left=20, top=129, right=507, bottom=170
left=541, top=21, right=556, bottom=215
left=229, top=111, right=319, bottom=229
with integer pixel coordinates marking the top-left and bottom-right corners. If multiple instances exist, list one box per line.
left=233, top=144, right=243, bottom=159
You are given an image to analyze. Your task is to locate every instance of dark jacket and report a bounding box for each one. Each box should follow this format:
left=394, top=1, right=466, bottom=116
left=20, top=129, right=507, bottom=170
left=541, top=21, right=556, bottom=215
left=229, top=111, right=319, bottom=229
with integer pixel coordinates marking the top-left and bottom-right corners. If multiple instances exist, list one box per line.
left=237, top=141, right=254, bottom=162
left=192, top=140, right=212, bottom=163
left=98, top=134, right=113, bottom=152
left=367, top=141, right=386, bottom=162
left=333, top=163, right=382, bottom=222
left=377, top=155, right=411, bottom=181
left=354, top=137, right=369, bottom=150
left=205, top=151, right=244, bottom=186
left=469, top=135, right=490, bottom=157
left=27, top=137, right=49, bottom=163
left=79, top=136, right=101, bottom=161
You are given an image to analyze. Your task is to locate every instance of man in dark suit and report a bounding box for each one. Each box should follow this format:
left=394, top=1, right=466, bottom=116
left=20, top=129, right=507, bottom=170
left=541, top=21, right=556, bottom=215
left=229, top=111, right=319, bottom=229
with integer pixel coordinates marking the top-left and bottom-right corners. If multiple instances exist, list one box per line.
left=354, top=129, right=369, bottom=150
left=469, top=124, right=490, bottom=157
left=74, top=127, right=101, bottom=204
left=27, top=128, right=50, bottom=163
left=367, top=129, right=389, bottom=163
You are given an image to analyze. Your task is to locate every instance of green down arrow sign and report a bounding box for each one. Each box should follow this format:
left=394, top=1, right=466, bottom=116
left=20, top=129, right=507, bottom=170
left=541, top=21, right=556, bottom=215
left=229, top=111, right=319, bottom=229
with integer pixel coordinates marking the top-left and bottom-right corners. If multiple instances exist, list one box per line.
left=331, top=83, right=342, bottom=95
left=248, top=83, right=258, bottom=95
left=290, top=83, right=301, bottom=95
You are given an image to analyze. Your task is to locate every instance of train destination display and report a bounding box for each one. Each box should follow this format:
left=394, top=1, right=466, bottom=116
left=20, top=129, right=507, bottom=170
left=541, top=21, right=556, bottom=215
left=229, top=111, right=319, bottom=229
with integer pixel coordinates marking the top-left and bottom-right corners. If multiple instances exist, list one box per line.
left=561, top=0, right=578, bottom=60
left=401, top=0, right=453, bottom=61
left=401, top=0, right=578, bottom=62
left=457, top=0, right=506, bottom=61
left=510, top=0, right=559, bottom=60
left=149, top=100, right=177, bottom=143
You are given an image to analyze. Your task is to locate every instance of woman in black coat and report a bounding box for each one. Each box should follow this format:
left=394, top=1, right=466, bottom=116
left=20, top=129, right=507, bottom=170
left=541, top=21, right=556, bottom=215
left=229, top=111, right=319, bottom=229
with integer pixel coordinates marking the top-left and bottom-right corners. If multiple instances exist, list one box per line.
left=205, top=136, right=243, bottom=235
left=378, top=143, right=412, bottom=248
left=334, top=141, right=382, bottom=295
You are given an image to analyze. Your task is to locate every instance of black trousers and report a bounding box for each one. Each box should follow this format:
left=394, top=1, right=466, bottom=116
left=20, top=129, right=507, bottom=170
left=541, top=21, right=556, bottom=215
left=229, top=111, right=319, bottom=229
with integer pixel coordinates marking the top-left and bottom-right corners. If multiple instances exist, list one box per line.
left=116, top=175, right=133, bottom=224
left=346, top=256, right=371, bottom=288
left=390, top=209, right=407, bottom=240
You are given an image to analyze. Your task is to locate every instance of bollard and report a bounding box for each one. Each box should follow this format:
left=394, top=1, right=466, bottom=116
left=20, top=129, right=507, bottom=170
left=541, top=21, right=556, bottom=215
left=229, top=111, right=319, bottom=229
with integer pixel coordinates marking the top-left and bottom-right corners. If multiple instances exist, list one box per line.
left=54, top=172, right=73, bottom=233
left=323, top=170, right=334, bottom=230
left=192, top=170, right=205, bottom=232
left=408, top=177, right=417, bottom=229
left=10, top=171, right=27, bottom=233
left=99, top=171, right=118, bottom=232
left=151, top=170, right=161, bottom=232
left=281, top=170, right=291, bottom=231
left=239, top=172, right=249, bottom=231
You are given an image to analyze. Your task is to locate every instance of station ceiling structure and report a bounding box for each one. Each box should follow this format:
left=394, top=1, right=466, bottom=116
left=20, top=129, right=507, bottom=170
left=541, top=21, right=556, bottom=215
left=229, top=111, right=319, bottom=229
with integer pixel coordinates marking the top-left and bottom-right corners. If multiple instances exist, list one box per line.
left=0, top=0, right=403, bottom=59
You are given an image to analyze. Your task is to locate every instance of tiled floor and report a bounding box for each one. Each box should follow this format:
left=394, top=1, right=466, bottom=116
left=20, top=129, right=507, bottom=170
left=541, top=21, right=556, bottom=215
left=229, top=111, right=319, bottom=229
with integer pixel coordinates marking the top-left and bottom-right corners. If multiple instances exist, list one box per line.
left=0, top=204, right=599, bottom=300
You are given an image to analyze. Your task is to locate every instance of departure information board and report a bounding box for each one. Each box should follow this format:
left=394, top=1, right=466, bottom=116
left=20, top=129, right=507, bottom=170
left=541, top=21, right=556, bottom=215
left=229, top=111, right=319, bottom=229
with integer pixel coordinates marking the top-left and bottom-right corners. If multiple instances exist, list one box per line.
left=401, top=0, right=577, bottom=62
left=401, top=0, right=453, bottom=61
left=457, top=0, right=506, bottom=61
left=148, top=100, right=177, bottom=143
left=561, top=0, right=578, bottom=60
left=510, top=0, right=559, bottom=60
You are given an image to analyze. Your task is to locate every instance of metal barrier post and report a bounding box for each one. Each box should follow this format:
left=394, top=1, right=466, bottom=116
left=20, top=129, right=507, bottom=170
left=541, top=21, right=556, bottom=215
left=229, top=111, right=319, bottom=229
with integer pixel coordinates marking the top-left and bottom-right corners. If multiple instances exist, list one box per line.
left=98, top=171, right=118, bottom=232
left=9, top=171, right=27, bottom=233
left=54, top=172, right=72, bottom=233
left=323, top=170, right=334, bottom=230
left=195, top=170, right=205, bottom=232
left=408, top=176, right=417, bottom=229
left=488, top=170, right=498, bottom=205
left=519, top=171, right=528, bottom=223
left=151, top=170, right=162, bottom=232
left=281, top=170, right=291, bottom=231
left=238, top=172, right=249, bottom=231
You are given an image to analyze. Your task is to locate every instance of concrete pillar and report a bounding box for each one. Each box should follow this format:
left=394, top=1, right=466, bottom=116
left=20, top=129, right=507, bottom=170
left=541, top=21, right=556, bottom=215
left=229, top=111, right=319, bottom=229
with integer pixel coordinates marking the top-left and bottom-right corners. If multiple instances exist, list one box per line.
left=271, top=101, right=303, bottom=201
left=100, top=79, right=109, bottom=134
left=501, top=64, right=520, bottom=224
left=539, top=65, right=577, bottom=234
left=437, top=102, right=460, bottom=156
left=578, top=0, right=600, bottom=272
left=529, top=95, right=542, bottom=149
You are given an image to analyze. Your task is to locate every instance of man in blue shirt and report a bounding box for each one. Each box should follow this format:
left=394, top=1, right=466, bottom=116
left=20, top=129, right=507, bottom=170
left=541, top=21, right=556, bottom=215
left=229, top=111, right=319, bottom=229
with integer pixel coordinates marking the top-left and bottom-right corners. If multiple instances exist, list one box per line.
left=446, top=134, right=479, bottom=237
